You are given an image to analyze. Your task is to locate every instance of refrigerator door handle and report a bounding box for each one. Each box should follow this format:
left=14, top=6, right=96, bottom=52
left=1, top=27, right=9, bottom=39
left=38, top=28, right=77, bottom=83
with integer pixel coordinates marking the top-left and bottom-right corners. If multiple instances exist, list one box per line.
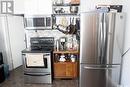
left=98, top=14, right=102, bottom=59
left=98, top=13, right=104, bottom=63
left=98, top=22, right=102, bottom=58
left=98, top=13, right=107, bottom=64
left=83, top=66, right=117, bottom=70
left=102, top=13, right=107, bottom=57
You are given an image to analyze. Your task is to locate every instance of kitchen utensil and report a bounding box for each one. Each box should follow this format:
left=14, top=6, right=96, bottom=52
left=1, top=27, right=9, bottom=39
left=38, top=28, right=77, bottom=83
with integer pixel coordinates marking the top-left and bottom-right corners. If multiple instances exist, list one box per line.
left=56, top=0, right=63, bottom=5
left=60, top=8, right=65, bottom=13
left=59, top=54, right=66, bottom=62
left=55, top=17, right=76, bottom=34
left=58, top=24, right=66, bottom=31
left=54, top=8, right=61, bottom=13
left=52, top=16, right=56, bottom=27
left=60, top=17, right=68, bottom=27
left=70, top=55, right=76, bottom=62
left=75, top=18, right=80, bottom=30
left=64, top=0, right=71, bottom=4
left=70, top=6, right=78, bottom=13
left=55, top=39, right=59, bottom=51
left=70, top=0, right=80, bottom=4
left=66, top=35, right=73, bottom=50
left=59, top=37, right=67, bottom=51
left=66, top=17, right=76, bottom=34
left=54, top=24, right=68, bottom=34
left=54, top=7, right=65, bottom=14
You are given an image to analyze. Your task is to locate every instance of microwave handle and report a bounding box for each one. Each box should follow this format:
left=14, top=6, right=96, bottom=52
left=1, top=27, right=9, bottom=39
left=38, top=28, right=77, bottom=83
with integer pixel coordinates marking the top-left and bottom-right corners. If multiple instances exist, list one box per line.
left=24, top=18, right=27, bottom=28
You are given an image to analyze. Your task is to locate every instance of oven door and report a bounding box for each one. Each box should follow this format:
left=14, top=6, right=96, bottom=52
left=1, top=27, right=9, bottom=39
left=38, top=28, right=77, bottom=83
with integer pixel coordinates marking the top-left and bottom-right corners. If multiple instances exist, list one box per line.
left=23, top=53, right=51, bottom=73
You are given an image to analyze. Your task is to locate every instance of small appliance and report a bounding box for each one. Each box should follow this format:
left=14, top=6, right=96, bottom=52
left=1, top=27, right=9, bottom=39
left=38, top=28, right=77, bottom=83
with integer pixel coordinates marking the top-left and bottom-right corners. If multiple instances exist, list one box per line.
left=24, top=15, right=52, bottom=29
left=59, top=37, right=67, bottom=51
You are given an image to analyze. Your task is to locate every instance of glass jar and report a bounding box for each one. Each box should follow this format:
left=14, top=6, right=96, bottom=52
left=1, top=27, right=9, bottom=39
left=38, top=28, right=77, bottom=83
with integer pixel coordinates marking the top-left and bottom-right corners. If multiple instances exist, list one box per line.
left=72, top=35, right=79, bottom=51
left=66, top=35, right=73, bottom=51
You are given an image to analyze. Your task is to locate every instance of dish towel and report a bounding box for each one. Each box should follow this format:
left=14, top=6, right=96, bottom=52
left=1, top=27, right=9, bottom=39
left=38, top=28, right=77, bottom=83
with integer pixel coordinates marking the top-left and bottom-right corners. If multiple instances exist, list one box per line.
left=26, top=53, right=44, bottom=67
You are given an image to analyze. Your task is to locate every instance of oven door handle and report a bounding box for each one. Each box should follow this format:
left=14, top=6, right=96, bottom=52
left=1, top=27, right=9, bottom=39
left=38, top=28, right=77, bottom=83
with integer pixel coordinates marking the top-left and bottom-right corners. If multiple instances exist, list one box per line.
left=24, top=73, right=51, bottom=76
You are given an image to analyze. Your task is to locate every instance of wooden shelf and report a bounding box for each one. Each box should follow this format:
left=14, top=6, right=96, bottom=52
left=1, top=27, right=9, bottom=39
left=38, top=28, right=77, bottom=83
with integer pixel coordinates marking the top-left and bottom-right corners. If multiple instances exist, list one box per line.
left=53, top=50, right=79, bottom=54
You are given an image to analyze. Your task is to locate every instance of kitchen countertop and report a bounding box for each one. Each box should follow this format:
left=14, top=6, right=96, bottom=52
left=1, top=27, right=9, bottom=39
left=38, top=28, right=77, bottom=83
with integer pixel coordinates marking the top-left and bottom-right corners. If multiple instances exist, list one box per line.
left=22, top=48, right=53, bottom=53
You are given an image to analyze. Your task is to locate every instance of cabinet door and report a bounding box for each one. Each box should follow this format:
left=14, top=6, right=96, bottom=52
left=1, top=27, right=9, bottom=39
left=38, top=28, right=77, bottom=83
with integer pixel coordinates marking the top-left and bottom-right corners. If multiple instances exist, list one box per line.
left=73, top=62, right=78, bottom=77
left=66, top=63, right=73, bottom=77
left=66, top=62, right=78, bottom=78
left=54, top=63, right=66, bottom=77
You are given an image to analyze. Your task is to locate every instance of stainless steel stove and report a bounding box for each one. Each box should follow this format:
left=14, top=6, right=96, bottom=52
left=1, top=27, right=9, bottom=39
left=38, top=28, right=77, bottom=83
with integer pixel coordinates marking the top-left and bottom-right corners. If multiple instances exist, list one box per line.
left=22, top=37, right=54, bottom=84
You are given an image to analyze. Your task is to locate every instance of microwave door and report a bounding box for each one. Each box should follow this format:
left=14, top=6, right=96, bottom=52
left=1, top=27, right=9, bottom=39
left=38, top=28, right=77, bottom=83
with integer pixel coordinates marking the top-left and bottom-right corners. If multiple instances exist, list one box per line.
left=25, top=17, right=50, bottom=29
left=33, top=18, right=45, bottom=27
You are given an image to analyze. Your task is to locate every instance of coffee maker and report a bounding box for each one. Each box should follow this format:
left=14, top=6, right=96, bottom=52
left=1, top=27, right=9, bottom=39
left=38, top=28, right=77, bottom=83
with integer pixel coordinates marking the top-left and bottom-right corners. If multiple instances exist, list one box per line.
left=59, top=37, right=67, bottom=51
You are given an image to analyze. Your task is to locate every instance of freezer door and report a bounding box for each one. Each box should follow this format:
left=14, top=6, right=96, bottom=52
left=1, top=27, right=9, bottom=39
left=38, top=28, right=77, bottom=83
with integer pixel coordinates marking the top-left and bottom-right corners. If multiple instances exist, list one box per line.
left=80, top=64, right=120, bottom=87
left=80, top=12, right=124, bottom=64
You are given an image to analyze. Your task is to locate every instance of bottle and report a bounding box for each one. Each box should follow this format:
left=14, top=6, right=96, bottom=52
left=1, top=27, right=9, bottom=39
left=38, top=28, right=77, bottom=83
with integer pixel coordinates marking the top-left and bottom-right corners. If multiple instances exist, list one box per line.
left=64, top=0, right=71, bottom=4
left=56, top=0, right=63, bottom=5
left=56, top=39, right=59, bottom=51
left=67, top=35, right=73, bottom=51
left=73, top=35, right=79, bottom=51
left=55, top=54, right=59, bottom=62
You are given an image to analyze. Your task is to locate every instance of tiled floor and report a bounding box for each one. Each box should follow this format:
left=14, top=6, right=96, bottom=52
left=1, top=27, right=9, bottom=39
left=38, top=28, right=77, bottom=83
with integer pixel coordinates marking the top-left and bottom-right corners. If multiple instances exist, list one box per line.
left=0, top=66, right=79, bottom=87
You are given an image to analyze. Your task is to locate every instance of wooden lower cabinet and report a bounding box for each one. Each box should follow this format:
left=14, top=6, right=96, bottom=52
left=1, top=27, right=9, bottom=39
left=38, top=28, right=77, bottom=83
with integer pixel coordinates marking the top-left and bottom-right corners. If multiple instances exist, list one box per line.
left=54, top=62, right=78, bottom=79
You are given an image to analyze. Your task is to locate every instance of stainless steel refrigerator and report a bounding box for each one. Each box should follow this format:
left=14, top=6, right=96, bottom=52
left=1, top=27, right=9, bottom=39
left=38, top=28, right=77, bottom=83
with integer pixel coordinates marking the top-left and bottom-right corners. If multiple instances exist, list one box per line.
left=80, top=12, right=125, bottom=87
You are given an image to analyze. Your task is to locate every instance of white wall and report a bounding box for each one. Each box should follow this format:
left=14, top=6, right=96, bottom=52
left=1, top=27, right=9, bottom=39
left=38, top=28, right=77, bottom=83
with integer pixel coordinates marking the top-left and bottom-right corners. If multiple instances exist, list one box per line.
left=14, top=0, right=25, bottom=14
left=81, top=0, right=130, bottom=87
left=120, top=1, right=130, bottom=87
left=24, top=0, right=52, bottom=15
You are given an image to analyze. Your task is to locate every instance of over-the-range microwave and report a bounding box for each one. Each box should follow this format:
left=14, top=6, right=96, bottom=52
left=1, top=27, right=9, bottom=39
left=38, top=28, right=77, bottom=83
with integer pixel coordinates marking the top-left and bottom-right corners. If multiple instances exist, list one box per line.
left=24, top=15, right=52, bottom=29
